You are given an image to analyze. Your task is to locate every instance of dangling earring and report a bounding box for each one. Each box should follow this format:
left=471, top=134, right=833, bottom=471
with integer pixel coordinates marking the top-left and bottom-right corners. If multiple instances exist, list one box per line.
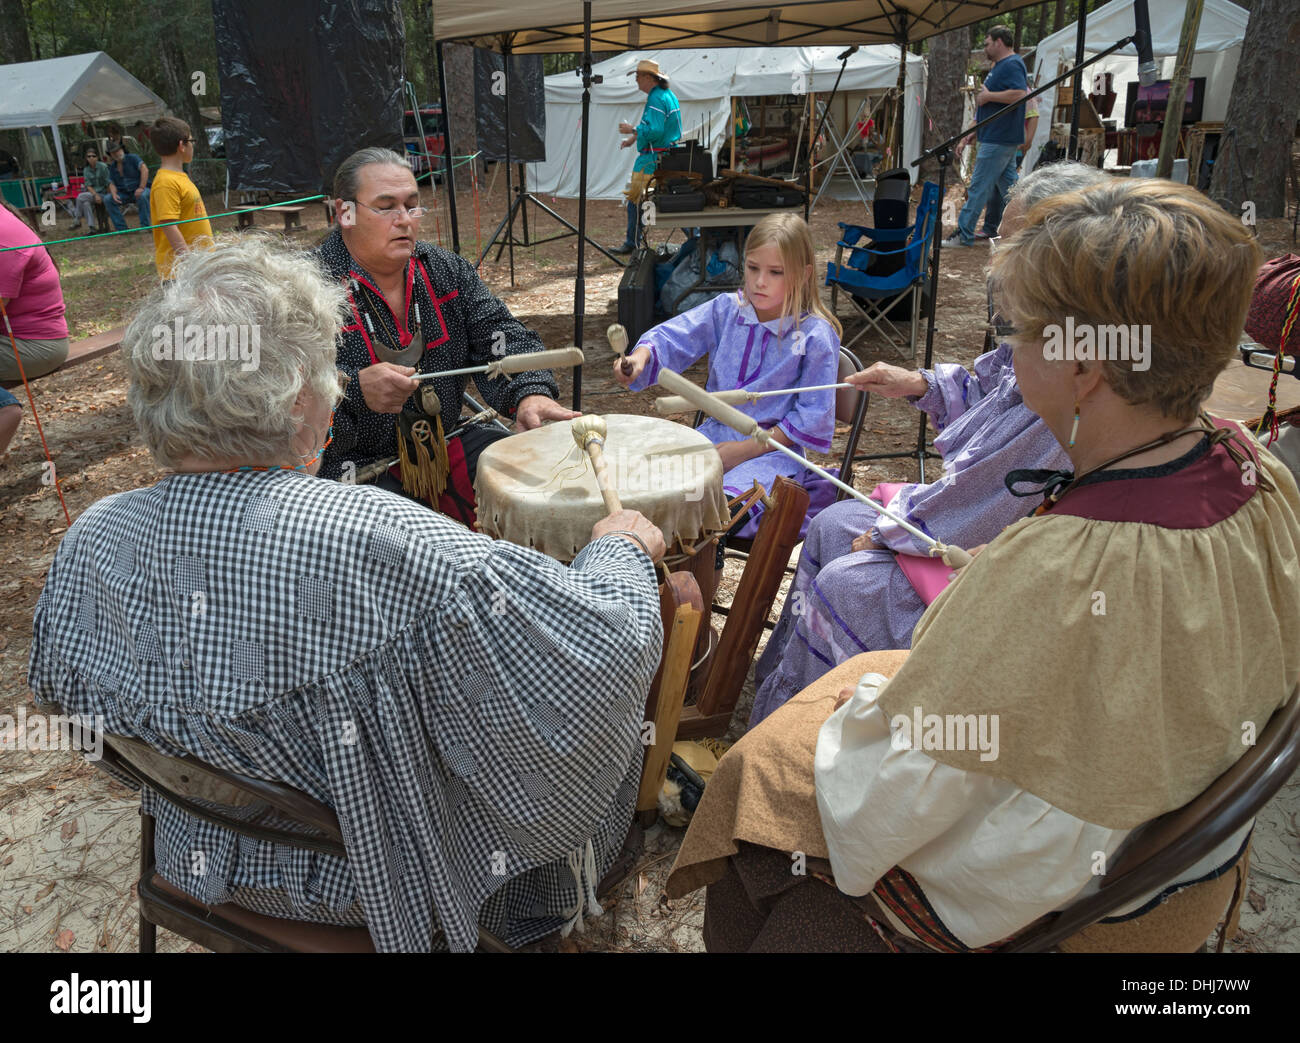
left=1068, top=403, right=1080, bottom=448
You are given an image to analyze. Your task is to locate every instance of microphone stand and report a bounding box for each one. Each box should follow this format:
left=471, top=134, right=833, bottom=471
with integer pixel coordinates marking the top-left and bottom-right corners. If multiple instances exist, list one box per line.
left=795, top=46, right=857, bottom=221
left=891, top=34, right=1142, bottom=482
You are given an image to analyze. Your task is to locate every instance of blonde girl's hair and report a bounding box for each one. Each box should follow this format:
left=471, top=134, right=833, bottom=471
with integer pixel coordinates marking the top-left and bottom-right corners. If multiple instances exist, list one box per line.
left=743, top=212, right=842, bottom=338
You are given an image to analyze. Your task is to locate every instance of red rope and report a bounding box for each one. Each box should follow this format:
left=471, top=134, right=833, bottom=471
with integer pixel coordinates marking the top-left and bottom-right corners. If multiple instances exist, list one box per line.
left=0, top=298, right=72, bottom=527
left=1258, top=273, right=1300, bottom=446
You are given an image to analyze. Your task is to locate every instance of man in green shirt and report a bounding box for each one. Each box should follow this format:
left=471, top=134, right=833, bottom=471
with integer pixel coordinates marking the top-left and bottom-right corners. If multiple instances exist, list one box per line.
left=72, top=146, right=112, bottom=233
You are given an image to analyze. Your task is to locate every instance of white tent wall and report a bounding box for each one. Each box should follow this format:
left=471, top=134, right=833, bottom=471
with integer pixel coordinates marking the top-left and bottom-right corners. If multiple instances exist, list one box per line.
left=1024, top=0, right=1248, bottom=173
left=528, top=46, right=926, bottom=201
left=0, top=51, right=166, bottom=184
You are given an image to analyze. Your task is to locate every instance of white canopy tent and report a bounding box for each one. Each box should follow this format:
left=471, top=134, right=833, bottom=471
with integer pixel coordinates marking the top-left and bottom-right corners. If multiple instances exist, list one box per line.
left=529, top=45, right=927, bottom=201
left=1024, top=0, right=1247, bottom=173
left=0, top=51, right=167, bottom=184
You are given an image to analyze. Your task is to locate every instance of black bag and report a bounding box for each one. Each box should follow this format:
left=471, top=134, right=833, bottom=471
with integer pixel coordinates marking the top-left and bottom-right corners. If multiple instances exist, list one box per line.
left=617, top=248, right=656, bottom=344
left=731, top=178, right=806, bottom=209
left=655, top=189, right=708, bottom=213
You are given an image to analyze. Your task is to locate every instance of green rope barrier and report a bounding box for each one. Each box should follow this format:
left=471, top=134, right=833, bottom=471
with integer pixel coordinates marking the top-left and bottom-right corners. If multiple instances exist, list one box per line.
left=2, top=151, right=485, bottom=254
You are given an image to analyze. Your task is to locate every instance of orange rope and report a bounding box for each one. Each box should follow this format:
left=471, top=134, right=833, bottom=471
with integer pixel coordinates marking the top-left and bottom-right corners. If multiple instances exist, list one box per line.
left=0, top=298, right=72, bottom=527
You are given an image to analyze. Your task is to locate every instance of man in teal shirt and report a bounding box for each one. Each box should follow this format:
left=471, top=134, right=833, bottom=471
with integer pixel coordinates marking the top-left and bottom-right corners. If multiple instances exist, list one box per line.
left=612, top=59, right=681, bottom=255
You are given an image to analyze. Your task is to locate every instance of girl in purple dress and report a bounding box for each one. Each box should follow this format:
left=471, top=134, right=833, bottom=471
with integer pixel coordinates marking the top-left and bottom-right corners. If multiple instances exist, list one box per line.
left=613, top=213, right=842, bottom=537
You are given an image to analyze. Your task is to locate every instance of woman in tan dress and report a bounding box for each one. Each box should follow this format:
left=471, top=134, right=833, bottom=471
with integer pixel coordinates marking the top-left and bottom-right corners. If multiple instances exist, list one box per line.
left=666, top=178, right=1300, bottom=953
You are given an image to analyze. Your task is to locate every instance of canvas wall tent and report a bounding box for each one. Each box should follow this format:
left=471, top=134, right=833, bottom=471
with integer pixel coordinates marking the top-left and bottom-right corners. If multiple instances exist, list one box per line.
left=0, top=51, right=167, bottom=184
left=434, top=0, right=1051, bottom=406
left=530, top=46, right=927, bottom=201
left=1024, top=0, right=1248, bottom=172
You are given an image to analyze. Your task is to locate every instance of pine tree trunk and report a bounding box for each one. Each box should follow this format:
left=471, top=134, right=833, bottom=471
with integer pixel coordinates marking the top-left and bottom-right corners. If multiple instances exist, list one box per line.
left=441, top=43, right=480, bottom=180
left=1054, top=0, right=1066, bottom=32
left=921, top=27, right=971, bottom=184
left=1208, top=0, right=1300, bottom=217
left=1036, top=2, right=1049, bottom=46
left=0, top=0, right=35, bottom=173
left=1014, top=9, right=1025, bottom=51
left=150, top=0, right=210, bottom=158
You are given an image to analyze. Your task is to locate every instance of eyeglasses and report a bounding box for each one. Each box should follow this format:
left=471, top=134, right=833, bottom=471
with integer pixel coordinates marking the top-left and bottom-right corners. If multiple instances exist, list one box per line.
left=353, top=200, right=429, bottom=221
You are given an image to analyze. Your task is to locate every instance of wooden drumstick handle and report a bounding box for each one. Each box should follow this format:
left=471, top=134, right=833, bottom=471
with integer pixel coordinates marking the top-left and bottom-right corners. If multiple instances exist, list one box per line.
left=572, top=415, right=622, bottom=513
left=586, top=440, right=622, bottom=513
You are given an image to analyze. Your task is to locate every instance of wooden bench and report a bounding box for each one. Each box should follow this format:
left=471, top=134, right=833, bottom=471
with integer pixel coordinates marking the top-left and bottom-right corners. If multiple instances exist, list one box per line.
left=235, top=204, right=307, bottom=233
left=1, top=326, right=126, bottom=389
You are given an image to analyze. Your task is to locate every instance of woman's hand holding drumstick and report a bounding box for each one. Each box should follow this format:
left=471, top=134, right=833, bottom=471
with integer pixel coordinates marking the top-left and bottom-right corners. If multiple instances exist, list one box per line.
left=656, top=367, right=975, bottom=570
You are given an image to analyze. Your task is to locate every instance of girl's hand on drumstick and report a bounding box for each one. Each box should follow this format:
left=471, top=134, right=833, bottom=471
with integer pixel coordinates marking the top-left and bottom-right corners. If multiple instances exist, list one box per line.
left=847, top=362, right=928, bottom=400
left=619, top=121, right=636, bottom=134
left=834, top=686, right=856, bottom=711
left=592, top=509, right=667, bottom=564
left=359, top=362, right=418, bottom=413
left=612, top=346, right=651, bottom=388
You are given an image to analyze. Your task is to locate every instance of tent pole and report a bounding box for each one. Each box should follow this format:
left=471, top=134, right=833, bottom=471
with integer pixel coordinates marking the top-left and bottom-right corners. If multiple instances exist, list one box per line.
left=1068, top=3, right=1088, bottom=159
left=435, top=39, right=461, bottom=255
left=894, top=31, right=907, bottom=159
left=51, top=125, right=68, bottom=187
left=503, top=42, right=516, bottom=286
left=572, top=0, right=596, bottom=411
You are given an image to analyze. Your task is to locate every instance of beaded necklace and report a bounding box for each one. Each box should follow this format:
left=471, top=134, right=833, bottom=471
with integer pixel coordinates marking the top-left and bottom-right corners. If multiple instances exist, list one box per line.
left=219, top=414, right=335, bottom=475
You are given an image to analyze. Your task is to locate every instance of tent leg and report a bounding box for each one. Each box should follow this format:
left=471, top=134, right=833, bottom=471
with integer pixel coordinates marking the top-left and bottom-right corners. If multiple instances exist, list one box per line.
left=436, top=39, right=461, bottom=255
left=1069, top=5, right=1089, bottom=159
left=572, top=0, right=596, bottom=411
left=51, top=125, right=67, bottom=189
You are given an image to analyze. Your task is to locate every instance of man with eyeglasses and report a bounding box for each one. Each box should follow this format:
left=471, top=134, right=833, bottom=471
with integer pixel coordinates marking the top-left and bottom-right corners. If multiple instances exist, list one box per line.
left=316, top=147, right=579, bottom=523
left=148, top=116, right=213, bottom=279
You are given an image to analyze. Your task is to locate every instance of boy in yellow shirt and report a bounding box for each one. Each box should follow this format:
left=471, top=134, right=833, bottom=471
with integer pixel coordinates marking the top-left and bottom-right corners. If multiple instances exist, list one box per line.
left=148, top=116, right=213, bottom=279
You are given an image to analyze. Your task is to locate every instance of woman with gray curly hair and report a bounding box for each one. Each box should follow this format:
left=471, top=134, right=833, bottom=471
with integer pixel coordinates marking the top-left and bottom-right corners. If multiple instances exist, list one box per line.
left=28, top=237, right=667, bottom=952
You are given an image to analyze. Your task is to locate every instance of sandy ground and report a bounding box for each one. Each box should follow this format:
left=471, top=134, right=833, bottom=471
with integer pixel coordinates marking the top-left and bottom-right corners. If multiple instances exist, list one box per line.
left=1, top=173, right=1297, bottom=953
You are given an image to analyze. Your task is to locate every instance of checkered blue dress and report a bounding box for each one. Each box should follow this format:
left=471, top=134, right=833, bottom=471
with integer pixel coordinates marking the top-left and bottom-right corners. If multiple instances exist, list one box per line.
left=29, top=470, right=662, bottom=951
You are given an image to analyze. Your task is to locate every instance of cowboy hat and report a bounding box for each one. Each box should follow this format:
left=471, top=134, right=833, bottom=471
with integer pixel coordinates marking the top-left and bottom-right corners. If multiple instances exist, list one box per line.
left=629, top=59, right=669, bottom=84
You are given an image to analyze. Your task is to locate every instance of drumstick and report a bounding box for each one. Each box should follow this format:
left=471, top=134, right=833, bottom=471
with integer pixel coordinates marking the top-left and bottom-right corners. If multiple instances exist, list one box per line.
left=654, top=383, right=854, bottom=415
left=608, top=323, right=634, bottom=377
left=571, top=415, right=622, bottom=513
left=413, top=346, right=585, bottom=382
left=656, top=368, right=973, bottom=569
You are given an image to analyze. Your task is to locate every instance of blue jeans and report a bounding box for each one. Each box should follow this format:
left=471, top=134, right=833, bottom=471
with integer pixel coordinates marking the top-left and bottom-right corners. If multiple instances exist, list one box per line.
left=957, top=142, right=1019, bottom=244
left=106, top=188, right=151, bottom=229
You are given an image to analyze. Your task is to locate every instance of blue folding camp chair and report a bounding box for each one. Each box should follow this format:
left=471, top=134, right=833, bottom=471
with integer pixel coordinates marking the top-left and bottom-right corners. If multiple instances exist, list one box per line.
left=826, top=181, right=939, bottom=360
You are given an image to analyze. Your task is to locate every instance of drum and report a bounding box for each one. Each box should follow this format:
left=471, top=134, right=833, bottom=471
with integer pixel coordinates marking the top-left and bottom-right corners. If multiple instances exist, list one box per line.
left=475, top=414, right=730, bottom=562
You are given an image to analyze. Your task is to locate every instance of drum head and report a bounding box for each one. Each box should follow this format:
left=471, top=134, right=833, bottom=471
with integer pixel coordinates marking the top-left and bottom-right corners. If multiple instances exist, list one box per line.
left=475, top=414, right=730, bottom=560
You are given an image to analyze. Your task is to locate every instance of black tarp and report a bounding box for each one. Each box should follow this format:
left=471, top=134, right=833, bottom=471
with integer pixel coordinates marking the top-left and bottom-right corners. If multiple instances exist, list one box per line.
left=472, top=50, right=545, bottom=163
left=212, top=0, right=407, bottom=194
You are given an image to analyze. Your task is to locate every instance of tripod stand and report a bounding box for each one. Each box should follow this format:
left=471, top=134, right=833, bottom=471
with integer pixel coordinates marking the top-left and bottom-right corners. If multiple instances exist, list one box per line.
left=476, top=43, right=624, bottom=284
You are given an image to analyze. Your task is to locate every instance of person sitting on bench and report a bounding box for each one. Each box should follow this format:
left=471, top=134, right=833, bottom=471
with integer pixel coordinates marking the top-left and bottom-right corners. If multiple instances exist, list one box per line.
left=0, top=202, right=69, bottom=382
